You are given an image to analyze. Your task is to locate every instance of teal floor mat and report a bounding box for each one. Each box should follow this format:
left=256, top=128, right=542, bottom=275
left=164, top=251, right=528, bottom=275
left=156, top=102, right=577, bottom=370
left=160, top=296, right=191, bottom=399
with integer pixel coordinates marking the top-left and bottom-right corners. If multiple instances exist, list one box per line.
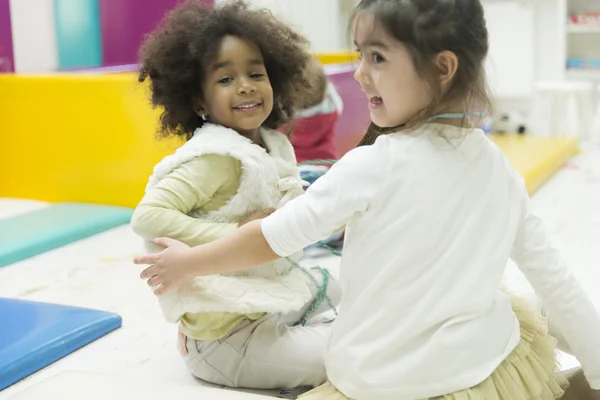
left=0, top=203, right=133, bottom=267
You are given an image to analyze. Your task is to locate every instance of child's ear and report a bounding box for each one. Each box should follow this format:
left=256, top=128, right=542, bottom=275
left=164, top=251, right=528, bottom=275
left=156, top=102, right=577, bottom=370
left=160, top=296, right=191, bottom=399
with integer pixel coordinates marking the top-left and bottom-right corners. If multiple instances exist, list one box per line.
left=194, top=100, right=207, bottom=119
left=194, top=99, right=204, bottom=114
left=436, top=51, right=458, bottom=89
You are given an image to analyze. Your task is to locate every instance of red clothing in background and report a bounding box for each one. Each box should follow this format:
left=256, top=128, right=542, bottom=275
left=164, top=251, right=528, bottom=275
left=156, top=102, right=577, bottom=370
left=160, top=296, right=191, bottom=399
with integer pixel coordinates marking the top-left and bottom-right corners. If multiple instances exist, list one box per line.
left=289, top=83, right=344, bottom=163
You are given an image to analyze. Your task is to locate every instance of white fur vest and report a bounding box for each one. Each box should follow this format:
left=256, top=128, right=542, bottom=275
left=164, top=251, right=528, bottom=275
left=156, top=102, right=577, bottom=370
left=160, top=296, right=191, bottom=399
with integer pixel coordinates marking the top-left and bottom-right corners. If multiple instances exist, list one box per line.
left=144, top=123, right=313, bottom=322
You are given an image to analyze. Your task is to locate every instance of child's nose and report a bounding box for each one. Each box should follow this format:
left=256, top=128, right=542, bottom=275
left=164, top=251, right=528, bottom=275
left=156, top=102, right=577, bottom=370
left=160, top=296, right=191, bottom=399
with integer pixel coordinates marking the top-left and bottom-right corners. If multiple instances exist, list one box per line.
left=353, top=63, right=368, bottom=85
left=238, top=80, right=256, bottom=95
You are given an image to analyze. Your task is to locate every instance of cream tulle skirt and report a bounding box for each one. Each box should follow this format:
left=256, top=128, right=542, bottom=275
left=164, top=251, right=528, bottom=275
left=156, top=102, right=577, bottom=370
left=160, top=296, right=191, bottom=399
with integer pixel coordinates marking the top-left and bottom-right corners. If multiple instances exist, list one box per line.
left=299, top=294, right=569, bottom=400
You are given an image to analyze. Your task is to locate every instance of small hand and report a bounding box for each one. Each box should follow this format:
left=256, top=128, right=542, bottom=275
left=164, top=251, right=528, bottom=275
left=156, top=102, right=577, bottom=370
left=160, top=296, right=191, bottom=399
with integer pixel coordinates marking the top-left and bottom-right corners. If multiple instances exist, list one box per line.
left=238, top=208, right=276, bottom=226
left=133, top=237, right=192, bottom=295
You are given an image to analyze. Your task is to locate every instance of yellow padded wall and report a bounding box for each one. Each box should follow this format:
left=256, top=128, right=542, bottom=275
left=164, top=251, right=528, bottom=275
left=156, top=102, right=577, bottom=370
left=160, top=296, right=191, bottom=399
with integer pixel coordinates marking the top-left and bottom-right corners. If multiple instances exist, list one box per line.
left=0, top=73, right=182, bottom=208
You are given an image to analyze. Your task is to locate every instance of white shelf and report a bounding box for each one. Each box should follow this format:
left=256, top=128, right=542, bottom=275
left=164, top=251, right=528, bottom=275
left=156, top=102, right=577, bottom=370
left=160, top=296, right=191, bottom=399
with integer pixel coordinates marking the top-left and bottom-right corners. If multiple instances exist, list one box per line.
left=567, top=24, right=600, bottom=33
left=567, top=68, right=600, bottom=80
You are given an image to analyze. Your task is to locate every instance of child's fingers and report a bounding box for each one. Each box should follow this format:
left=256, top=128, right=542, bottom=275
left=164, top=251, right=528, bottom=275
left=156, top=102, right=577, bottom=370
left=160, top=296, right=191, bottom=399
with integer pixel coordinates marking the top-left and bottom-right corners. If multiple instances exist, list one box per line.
left=154, top=282, right=171, bottom=296
left=154, top=237, right=180, bottom=248
left=147, top=275, right=162, bottom=287
left=134, top=254, right=158, bottom=265
left=140, top=265, right=157, bottom=279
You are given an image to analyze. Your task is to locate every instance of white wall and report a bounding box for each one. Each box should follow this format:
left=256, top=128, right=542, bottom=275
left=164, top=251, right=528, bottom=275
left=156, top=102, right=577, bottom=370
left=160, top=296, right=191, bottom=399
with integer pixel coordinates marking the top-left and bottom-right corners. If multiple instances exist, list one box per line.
left=248, top=0, right=342, bottom=52
left=9, top=0, right=58, bottom=73
left=484, top=1, right=536, bottom=100
left=534, top=0, right=566, bottom=82
left=215, top=0, right=355, bottom=52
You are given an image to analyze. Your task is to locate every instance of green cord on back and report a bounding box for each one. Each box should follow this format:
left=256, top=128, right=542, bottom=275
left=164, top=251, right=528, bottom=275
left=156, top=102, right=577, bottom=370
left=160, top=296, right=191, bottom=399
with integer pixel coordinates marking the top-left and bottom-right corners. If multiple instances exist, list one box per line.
left=286, top=253, right=340, bottom=327
left=298, top=159, right=337, bottom=167
left=288, top=158, right=343, bottom=325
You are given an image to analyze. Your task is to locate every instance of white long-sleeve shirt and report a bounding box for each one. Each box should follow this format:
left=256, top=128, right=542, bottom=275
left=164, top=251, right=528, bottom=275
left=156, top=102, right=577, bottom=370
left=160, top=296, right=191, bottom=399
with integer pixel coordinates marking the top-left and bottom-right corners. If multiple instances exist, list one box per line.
left=262, top=123, right=600, bottom=399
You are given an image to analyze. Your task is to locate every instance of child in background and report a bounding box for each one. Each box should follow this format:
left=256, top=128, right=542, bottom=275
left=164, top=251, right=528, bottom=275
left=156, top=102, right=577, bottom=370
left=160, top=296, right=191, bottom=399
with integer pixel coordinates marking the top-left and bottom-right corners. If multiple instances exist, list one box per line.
left=289, top=60, right=345, bottom=250
left=289, top=59, right=343, bottom=164
left=136, top=0, right=600, bottom=398
left=131, top=0, right=341, bottom=391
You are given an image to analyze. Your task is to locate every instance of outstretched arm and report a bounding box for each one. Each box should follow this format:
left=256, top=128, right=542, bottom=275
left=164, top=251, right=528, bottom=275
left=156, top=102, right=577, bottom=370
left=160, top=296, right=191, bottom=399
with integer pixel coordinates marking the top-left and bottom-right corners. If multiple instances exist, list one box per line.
left=135, top=144, right=390, bottom=294
left=511, top=190, right=600, bottom=390
left=136, top=219, right=276, bottom=294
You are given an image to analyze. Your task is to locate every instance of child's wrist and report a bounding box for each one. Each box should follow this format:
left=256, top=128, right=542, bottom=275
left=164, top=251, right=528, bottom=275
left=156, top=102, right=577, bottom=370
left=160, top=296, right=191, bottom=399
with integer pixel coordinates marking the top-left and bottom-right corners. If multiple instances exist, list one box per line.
left=183, top=247, right=203, bottom=278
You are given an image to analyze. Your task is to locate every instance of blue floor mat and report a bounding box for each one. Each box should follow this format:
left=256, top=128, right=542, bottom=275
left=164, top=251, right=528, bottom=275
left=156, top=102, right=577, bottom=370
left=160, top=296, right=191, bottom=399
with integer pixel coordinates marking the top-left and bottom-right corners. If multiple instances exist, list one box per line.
left=0, top=203, right=133, bottom=268
left=0, top=298, right=122, bottom=391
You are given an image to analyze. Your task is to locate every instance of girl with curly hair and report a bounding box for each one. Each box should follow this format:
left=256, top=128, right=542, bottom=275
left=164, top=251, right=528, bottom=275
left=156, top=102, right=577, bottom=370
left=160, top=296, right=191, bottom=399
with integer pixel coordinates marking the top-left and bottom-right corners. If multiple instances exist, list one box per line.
left=131, top=0, right=341, bottom=390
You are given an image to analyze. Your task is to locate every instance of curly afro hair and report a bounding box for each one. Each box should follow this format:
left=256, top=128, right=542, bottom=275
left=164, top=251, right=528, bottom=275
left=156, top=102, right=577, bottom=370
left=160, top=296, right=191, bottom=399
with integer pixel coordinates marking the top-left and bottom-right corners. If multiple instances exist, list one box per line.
left=138, top=0, right=314, bottom=140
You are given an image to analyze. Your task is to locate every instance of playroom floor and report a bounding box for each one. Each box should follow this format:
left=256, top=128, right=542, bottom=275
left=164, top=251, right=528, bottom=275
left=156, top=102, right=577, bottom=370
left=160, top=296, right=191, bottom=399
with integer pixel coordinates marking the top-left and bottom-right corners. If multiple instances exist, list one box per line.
left=1, top=145, right=600, bottom=399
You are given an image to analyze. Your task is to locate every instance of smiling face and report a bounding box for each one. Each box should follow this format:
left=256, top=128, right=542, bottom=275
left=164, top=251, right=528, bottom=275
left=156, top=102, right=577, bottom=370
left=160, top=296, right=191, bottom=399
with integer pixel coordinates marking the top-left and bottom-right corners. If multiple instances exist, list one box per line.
left=199, top=35, right=274, bottom=139
left=352, top=12, right=432, bottom=128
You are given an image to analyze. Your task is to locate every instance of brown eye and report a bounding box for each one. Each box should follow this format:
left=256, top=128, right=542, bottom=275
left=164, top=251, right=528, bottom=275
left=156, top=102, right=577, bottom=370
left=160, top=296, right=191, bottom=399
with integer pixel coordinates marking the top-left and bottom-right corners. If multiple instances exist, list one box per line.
left=372, top=53, right=385, bottom=63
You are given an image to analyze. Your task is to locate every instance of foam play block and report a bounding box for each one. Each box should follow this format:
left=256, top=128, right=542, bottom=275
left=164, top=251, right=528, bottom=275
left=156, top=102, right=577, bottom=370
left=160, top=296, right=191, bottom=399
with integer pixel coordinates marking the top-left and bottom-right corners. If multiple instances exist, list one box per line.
left=0, top=298, right=122, bottom=391
left=0, top=203, right=133, bottom=267
left=8, top=371, right=273, bottom=399
left=489, top=135, right=579, bottom=194
left=54, top=0, right=102, bottom=70
left=0, top=0, right=14, bottom=73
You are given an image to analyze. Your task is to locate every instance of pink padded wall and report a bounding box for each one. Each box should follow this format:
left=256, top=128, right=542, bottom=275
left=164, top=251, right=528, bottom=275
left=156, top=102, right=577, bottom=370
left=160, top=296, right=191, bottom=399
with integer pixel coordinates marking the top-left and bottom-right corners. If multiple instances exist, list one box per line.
left=99, top=0, right=213, bottom=66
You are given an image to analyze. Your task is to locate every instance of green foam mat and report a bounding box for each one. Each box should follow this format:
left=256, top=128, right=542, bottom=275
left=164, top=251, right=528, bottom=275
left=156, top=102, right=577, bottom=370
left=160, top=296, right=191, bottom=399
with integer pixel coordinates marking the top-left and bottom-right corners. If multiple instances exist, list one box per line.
left=0, top=203, right=132, bottom=267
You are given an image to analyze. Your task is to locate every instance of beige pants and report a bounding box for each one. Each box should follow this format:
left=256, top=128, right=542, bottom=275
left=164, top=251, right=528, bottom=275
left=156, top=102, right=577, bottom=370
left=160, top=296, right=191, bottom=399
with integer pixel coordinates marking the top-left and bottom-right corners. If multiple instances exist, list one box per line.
left=180, top=266, right=341, bottom=389
left=180, top=314, right=331, bottom=389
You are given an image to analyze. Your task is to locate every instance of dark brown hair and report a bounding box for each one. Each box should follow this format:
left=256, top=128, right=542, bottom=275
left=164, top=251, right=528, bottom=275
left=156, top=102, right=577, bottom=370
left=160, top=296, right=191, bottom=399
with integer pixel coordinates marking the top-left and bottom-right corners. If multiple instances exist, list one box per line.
left=353, top=0, right=492, bottom=145
left=138, top=0, right=314, bottom=140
